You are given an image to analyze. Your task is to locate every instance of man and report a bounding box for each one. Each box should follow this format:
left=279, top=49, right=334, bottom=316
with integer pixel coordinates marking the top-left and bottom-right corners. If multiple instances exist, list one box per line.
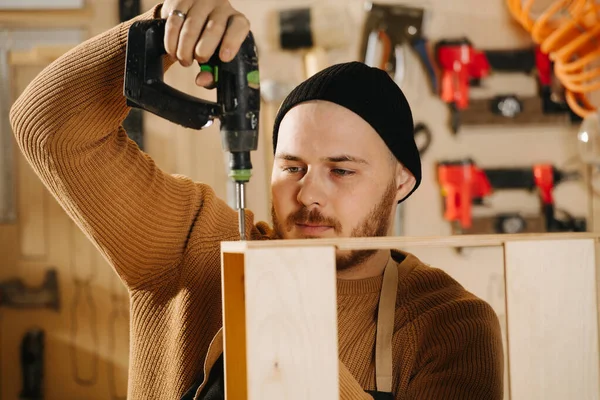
left=9, top=0, right=504, bottom=399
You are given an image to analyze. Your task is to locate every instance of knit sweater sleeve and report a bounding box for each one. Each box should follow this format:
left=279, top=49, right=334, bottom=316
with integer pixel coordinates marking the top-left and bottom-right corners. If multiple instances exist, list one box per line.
left=405, top=276, right=504, bottom=399
left=339, top=360, right=375, bottom=399
left=8, top=3, right=241, bottom=288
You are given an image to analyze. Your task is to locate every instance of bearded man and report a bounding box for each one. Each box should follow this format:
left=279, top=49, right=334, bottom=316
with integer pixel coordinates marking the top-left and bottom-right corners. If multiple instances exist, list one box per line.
left=9, top=0, right=504, bottom=399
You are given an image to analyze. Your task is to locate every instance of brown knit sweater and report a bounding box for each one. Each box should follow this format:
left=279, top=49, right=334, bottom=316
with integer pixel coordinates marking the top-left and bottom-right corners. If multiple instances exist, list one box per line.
left=9, top=3, right=504, bottom=399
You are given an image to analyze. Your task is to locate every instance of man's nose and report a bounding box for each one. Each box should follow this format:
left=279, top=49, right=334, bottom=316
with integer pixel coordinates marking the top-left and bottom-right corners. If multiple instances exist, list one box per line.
left=297, top=171, right=327, bottom=208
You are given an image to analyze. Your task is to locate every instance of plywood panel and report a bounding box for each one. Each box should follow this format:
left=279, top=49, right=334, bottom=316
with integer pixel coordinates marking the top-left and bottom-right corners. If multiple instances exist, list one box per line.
left=221, top=252, right=248, bottom=400
left=222, top=231, right=599, bottom=251
left=243, top=246, right=339, bottom=400
left=504, top=239, right=599, bottom=400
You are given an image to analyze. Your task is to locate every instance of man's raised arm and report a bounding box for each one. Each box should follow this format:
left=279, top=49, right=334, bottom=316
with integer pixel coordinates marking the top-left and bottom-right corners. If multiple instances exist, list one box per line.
left=9, top=3, right=237, bottom=288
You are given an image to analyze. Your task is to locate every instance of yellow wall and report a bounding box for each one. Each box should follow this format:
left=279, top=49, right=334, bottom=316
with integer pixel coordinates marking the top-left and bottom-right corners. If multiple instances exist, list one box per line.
left=0, top=0, right=595, bottom=399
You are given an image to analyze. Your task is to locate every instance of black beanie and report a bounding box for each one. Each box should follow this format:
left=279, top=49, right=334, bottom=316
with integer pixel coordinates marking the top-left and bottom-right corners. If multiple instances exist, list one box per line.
left=272, top=61, right=422, bottom=203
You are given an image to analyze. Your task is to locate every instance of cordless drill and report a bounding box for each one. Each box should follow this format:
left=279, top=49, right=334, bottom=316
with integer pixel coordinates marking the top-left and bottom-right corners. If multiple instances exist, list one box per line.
left=124, top=19, right=260, bottom=240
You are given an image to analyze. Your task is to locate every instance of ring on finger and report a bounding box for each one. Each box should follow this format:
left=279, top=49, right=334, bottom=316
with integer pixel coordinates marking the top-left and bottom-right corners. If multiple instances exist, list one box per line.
left=168, top=9, right=187, bottom=20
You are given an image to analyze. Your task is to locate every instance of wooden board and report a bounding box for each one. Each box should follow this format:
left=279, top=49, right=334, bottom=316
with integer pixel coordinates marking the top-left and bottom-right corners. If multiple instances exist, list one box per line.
left=221, top=232, right=600, bottom=252
left=221, top=252, right=248, bottom=400
left=233, top=245, right=339, bottom=400
left=504, top=239, right=599, bottom=400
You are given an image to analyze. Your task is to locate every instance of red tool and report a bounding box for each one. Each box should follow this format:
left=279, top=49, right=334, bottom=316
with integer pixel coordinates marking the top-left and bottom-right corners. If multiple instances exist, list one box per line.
left=437, top=159, right=491, bottom=230
left=437, top=39, right=490, bottom=111
left=435, top=39, right=490, bottom=133
left=432, top=39, right=575, bottom=132
left=437, top=159, right=583, bottom=233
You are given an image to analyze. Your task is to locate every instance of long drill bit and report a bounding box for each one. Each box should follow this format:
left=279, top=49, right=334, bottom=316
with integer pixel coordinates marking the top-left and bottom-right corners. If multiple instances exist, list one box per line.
left=236, top=181, right=247, bottom=240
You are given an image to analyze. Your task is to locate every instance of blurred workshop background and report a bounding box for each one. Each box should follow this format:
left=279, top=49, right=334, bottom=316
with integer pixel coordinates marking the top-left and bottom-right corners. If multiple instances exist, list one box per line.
left=1, top=0, right=600, bottom=399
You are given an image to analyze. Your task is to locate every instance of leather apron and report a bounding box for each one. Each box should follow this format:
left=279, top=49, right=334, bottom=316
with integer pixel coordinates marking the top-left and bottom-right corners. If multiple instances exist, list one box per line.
left=366, top=256, right=398, bottom=399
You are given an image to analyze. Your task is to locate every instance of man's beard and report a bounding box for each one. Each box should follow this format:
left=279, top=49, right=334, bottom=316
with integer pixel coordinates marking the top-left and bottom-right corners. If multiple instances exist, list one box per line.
left=272, top=179, right=397, bottom=271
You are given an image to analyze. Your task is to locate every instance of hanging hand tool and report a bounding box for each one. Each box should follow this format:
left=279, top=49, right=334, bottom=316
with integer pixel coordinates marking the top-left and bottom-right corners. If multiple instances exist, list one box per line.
left=0, top=271, right=57, bottom=400
left=433, top=38, right=578, bottom=132
left=124, top=19, right=260, bottom=240
left=437, top=159, right=584, bottom=234
left=19, top=329, right=44, bottom=400
left=434, top=39, right=491, bottom=133
left=0, top=269, right=60, bottom=310
left=359, top=2, right=437, bottom=94
left=414, top=122, right=432, bottom=154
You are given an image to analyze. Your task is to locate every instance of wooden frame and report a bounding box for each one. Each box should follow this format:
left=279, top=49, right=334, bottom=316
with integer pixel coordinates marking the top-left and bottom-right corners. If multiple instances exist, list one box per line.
left=221, top=232, right=600, bottom=400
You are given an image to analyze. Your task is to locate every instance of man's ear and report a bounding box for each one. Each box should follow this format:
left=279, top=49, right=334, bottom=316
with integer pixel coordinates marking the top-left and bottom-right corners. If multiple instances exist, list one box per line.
left=394, top=164, right=416, bottom=203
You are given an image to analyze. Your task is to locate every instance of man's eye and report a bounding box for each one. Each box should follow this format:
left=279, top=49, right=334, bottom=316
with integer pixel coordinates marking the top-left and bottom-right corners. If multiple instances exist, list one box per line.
left=332, top=169, right=354, bottom=176
left=283, top=166, right=303, bottom=173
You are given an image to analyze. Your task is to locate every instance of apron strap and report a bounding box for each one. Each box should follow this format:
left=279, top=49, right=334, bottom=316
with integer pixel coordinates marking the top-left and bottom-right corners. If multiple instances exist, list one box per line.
left=375, top=257, right=398, bottom=393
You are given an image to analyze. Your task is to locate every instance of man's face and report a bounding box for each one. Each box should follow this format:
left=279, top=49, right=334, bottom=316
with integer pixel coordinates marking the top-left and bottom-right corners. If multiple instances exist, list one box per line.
left=270, top=100, right=414, bottom=271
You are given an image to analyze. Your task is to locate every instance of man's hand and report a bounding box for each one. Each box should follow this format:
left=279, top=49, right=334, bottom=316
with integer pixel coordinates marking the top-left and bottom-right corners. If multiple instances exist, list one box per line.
left=160, top=0, right=251, bottom=87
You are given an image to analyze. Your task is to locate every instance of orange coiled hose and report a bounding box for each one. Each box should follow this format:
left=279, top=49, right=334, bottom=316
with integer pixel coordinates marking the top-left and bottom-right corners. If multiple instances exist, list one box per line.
left=506, top=0, right=600, bottom=118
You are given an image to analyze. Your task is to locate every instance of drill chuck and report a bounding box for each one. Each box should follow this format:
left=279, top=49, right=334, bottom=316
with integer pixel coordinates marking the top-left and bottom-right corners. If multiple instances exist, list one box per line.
left=228, top=151, right=253, bottom=182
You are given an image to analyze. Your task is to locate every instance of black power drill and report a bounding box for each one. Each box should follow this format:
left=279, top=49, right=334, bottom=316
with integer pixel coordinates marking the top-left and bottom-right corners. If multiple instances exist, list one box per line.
left=124, top=19, right=260, bottom=240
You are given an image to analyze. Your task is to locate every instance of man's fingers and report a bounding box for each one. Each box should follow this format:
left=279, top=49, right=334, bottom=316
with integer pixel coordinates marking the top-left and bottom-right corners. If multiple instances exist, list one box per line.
left=177, top=5, right=214, bottom=66
left=196, top=70, right=215, bottom=88
left=194, top=6, right=234, bottom=63
left=163, top=2, right=192, bottom=59
left=162, top=0, right=249, bottom=67
left=219, top=13, right=251, bottom=62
